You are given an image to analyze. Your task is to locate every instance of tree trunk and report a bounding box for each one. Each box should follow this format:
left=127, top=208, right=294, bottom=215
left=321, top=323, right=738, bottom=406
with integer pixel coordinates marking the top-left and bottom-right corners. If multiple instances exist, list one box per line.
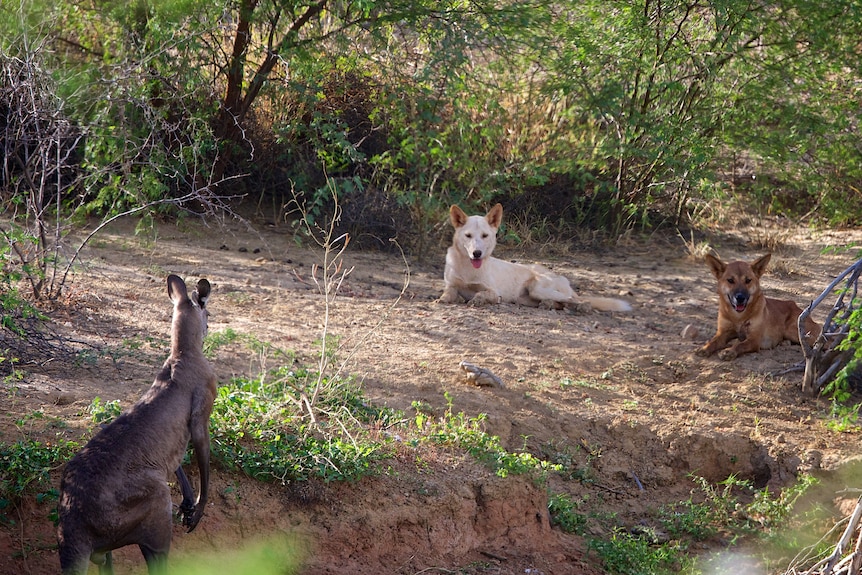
left=212, top=0, right=328, bottom=183
left=211, top=0, right=258, bottom=181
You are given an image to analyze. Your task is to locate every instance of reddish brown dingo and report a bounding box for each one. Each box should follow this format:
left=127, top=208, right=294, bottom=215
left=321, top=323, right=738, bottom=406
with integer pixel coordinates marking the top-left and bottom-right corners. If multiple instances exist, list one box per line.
left=698, top=253, right=820, bottom=359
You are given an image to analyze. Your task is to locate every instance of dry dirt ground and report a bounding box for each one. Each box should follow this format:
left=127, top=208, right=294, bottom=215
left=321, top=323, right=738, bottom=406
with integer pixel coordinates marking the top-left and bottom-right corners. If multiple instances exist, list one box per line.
left=3, top=212, right=862, bottom=575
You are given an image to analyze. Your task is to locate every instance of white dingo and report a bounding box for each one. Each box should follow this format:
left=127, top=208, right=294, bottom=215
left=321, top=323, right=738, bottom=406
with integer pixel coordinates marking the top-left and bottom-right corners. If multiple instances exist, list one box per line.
left=438, top=204, right=632, bottom=312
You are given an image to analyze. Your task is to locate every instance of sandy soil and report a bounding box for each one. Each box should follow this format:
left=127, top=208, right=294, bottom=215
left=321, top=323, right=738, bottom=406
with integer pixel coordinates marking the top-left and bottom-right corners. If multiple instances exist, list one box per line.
left=2, top=211, right=862, bottom=575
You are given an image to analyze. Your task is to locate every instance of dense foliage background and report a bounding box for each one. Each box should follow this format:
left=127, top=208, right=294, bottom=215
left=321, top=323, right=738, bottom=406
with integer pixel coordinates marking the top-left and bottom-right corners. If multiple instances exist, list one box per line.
left=3, top=0, right=862, bottom=259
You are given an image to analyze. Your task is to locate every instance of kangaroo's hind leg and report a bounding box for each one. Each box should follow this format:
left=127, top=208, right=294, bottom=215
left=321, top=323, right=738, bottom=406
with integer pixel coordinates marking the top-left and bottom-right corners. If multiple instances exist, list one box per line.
left=59, top=549, right=93, bottom=575
left=97, top=551, right=114, bottom=575
left=133, top=480, right=173, bottom=575
left=140, top=546, right=168, bottom=575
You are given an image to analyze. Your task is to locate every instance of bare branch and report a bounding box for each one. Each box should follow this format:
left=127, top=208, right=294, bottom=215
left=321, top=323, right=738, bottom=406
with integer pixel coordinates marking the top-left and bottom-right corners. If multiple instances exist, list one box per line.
left=799, top=257, right=862, bottom=395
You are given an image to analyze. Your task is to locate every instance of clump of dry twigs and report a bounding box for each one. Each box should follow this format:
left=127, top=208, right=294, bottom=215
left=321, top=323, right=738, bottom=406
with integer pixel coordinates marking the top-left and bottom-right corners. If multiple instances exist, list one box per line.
left=0, top=312, right=78, bottom=376
left=781, top=496, right=862, bottom=575
left=799, top=258, right=862, bottom=395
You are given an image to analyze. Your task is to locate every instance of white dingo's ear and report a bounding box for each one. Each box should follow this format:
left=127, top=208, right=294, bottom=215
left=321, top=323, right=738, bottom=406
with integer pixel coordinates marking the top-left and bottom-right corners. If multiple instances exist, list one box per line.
left=449, top=205, right=468, bottom=228
left=486, top=203, right=503, bottom=229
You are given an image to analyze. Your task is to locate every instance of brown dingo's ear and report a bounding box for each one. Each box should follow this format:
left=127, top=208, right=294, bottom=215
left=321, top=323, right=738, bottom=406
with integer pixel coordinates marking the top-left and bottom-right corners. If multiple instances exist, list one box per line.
left=486, top=203, right=503, bottom=229
left=750, top=253, right=772, bottom=278
left=704, top=254, right=726, bottom=280
left=449, top=205, right=468, bottom=228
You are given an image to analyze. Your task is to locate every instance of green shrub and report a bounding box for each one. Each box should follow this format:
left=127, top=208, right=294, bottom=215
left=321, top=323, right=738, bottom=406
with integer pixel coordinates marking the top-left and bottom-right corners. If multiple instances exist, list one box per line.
left=589, top=530, right=689, bottom=575
left=210, top=367, right=394, bottom=483
left=88, top=397, right=123, bottom=424
left=421, top=397, right=562, bottom=480
left=548, top=492, right=588, bottom=535
left=0, top=439, right=78, bottom=511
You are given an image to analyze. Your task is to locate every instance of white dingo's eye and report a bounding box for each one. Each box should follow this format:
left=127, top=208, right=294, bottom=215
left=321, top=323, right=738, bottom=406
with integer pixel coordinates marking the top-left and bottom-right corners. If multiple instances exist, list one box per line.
left=465, top=233, right=472, bottom=238
left=482, top=233, right=488, bottom=238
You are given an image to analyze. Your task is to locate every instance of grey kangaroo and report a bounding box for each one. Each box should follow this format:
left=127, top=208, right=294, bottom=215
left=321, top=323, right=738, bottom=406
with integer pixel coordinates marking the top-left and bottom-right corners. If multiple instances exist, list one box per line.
left=57, top=275, right=217, bottom=575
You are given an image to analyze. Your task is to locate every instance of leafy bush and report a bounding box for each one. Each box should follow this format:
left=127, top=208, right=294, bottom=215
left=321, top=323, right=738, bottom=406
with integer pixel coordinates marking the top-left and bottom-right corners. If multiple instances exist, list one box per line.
left=420, top=397, right=562, bottom=480
left=660, top=474, right=818, bottom=544
left=210, top=366, right=394, bottom=483
left=0, top=221, right=70, bottom=375
left=7, top=0, right=862, bottom=242
left=0, top=243, right=44, bottom=374
left=88, top=397, right=123, bottom=424
left=169, top=536, right=302, bottom=575
left=589, top=530, right=689, bottom=575
left=659, top=475, right=741, bottom=542
left=548, top=492, right=588, bottom=535
left=0, top=439, right=77, bottom=509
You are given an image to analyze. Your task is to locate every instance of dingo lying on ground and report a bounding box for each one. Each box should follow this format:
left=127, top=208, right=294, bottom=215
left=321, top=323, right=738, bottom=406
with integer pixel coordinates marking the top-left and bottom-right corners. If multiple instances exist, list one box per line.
left=437, top=204, right=632, bottom=312
left=697, top=253, right=821, bottom=360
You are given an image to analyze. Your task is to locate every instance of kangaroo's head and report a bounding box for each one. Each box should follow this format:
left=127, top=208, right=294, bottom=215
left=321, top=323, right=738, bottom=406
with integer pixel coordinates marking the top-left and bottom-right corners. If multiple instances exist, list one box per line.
left=167, top=274, right=211, bottom=357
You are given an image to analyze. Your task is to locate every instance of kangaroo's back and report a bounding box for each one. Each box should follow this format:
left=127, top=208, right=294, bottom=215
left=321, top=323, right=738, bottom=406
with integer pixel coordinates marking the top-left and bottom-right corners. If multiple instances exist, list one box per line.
left=58, top=275, right=216, bottom=575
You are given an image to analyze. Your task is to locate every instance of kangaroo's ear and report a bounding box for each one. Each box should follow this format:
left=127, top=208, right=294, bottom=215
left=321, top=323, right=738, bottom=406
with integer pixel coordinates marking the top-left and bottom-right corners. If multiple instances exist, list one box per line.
left=167, top=274, right=188, bottom=304
left=449, top=205, right=468, bottom=228
left=751, top=254, right=771, bottom=277
left=193, top=279, right=211, bottom=308
left=486, top=203, right=503, bottom=228
left=704, top=254, right=726, bottom=280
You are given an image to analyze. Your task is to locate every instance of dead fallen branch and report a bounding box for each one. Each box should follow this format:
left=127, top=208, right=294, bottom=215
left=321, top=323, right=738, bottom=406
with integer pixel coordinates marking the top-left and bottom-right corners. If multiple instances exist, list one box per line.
left=782, top=496, right=862, bottom=575
left=799, top=258, right=862, bottom=395
left=0, top=312, right=84, bottom=375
